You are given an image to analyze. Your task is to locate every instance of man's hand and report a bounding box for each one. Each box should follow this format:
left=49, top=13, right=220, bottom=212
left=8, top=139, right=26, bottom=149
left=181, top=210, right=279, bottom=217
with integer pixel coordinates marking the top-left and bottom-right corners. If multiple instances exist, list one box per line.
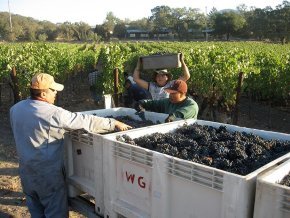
left=165, top=115, right=175, bottom=123
left=180, top=52, right=185, bottom=64
left=115, top=121, right=132, bottom=131
left=179, top=52, right=190, bottom=81
left=135, top=57, right=142, bottom=71
left=134, top=101, right=146, bottom=121
left=134, top=101, right=145, bottom=113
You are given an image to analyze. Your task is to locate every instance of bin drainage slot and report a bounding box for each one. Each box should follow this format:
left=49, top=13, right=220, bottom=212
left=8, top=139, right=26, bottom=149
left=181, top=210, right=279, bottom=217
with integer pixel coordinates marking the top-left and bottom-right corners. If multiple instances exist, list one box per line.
left=167, top=159, right=224, bottom=191
left=113, top=144, right=153, bottom=166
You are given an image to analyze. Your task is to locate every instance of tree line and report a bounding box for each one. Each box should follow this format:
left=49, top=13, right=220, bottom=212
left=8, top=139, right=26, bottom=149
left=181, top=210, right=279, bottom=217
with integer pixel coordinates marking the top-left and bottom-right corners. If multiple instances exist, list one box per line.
left=0, top=1, right=290, bottom=43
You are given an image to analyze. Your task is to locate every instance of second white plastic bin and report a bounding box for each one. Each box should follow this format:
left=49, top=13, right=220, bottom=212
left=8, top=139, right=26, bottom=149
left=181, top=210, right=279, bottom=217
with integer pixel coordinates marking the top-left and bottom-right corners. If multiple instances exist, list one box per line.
left=102, top=119, right=290, bottom=218
left=253, top=159, right=290, bottom=218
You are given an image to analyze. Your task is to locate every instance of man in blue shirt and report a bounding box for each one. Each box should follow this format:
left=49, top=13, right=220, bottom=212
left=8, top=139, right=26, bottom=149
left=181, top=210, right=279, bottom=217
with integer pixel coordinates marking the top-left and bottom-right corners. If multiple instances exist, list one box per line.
left=123, top=79, right=151, bottom=107
left=10, top=73, right=131, bottom=217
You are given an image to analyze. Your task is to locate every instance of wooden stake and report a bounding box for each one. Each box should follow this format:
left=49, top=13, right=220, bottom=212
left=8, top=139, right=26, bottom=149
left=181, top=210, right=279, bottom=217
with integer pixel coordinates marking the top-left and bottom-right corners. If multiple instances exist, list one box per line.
left=232, top=72, right=244, bottom=125
left=10, top=67, right=21, bottom=104
left=113, top=68, right=119, bottom=107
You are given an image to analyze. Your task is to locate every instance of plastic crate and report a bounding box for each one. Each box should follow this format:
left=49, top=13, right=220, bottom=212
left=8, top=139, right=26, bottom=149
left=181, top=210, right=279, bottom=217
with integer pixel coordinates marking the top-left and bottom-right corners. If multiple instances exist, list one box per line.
left=102, top=119, right=290, bottom=218
left=140, top=53, right=181, bottom=70
left=253, top=159, right=290, bottom=218
left=64, top=107, right=172, bottom=216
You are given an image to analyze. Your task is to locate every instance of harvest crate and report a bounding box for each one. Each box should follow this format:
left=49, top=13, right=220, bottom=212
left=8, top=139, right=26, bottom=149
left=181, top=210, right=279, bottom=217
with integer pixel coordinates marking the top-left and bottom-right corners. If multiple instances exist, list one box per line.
left=140, top=53, right=181, bottom=70
left=102, top=119, right=290, bottom=218
left=65, top=107, right=172, bottom=216
left=253, top=159, right=290, bottom=218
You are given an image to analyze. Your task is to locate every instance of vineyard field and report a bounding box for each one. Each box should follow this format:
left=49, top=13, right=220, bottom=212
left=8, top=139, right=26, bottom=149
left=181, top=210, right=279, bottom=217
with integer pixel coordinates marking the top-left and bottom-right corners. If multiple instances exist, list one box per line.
left=0, top=67, right=289, bottom=217
left=1, top=41, right=289, bottom=108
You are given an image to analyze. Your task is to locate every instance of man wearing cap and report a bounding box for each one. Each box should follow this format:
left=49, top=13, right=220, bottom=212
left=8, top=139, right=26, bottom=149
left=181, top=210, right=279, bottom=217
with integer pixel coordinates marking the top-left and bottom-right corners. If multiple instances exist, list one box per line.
left=133, top=53, right=190, bottom=100
left=10, top=73, right=131, bottom=217
left=88, top=68, right=103, bottom=105
left=135, top=80, right=198, bottom=122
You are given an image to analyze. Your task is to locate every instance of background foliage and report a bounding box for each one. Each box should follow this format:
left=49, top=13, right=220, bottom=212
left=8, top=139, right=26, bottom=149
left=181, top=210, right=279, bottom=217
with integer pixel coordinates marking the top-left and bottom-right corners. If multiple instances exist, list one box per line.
left=1, top=1, right=290, bottom=43
left=1, top=42, right=289, bottom=111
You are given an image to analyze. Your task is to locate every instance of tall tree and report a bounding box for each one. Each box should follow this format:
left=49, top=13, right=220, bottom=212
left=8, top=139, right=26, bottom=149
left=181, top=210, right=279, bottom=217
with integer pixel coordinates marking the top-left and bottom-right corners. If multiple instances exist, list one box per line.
left=113, top=22, right=127, bottom=39
left=246, top=8, right=269, bottom=40
left=0, top=12, right=13, bottom=40
left=184, top=8, right=207, bottom=38
left=207, top=7, right=218, bottom=28
left=149, top=6, right=173, bottom=33
left=94, top=24, right=108, bottom=40
left=271, top=1, right=290, bottom=43
left=213, top=10, right=246, bottom=40
left=40, top=21, right=58, bottom=41
left=59, top=22, right=75, bottom=41
left=103, top=12, right=120, bottom=35
left=129, top=18, right=153, bottom=31
left=236, top=4, right=248, bottom=13
left=72, top=22, right=92, bottom=41
left=23, top=17, right=41, bottom=41
left=169, top=7, right=186, bottom=39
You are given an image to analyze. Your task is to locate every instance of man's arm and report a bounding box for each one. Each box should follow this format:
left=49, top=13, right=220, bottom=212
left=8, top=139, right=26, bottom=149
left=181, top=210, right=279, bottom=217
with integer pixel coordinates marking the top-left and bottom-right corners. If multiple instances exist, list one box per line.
left=178, top=53, right=190, bottom=82
left=56, top=108, right=131, bottom=133
left=133, top=58, right=149, bottom=90
left=138, top=99, right=167, bottom=114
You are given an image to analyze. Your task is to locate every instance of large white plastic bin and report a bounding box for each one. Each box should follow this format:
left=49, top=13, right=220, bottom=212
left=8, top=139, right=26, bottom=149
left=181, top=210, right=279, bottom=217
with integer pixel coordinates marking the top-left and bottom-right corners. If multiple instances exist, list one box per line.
left=65, top=107, right=171, bottom=215
left=102, top=119, right=290, bottom=218
left=253, top=159, right=290, bottom=218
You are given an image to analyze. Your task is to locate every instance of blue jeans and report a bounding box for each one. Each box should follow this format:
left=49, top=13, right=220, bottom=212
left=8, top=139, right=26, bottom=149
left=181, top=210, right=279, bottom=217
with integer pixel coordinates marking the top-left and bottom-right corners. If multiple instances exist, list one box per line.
left=25, top=186, right=68, bottom=218
left=90, top=87, right=102, bottom=103
left=20, top=169, right=68, bottom=218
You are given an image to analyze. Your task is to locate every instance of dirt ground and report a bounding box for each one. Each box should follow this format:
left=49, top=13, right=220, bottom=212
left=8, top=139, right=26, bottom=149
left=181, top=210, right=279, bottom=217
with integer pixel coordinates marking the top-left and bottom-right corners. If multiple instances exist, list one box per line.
left=0, top=80, right=289, bottom=217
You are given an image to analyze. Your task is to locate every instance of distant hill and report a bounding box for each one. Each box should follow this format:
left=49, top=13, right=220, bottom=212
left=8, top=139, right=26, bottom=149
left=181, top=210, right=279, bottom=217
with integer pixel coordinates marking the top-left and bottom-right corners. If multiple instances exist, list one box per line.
left=0, top=12, right=58, bottom=41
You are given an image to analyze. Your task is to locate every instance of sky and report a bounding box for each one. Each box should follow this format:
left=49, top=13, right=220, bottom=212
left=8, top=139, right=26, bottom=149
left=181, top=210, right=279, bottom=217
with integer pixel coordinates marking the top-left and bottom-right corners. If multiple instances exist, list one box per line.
left=0, top=0, right=284, bottom=26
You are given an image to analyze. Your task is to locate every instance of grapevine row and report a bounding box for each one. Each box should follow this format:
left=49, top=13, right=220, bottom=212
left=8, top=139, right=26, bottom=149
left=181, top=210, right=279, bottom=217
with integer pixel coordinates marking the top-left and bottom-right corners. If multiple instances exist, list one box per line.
left=1, top=42, right=289, bottom=110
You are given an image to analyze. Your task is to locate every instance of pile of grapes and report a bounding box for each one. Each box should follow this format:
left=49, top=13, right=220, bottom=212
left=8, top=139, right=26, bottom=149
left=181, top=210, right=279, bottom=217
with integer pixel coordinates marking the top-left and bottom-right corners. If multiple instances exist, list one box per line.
left=279, top=172, right=290, bottom=187
left=117, top=123, right=290, bottom=175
